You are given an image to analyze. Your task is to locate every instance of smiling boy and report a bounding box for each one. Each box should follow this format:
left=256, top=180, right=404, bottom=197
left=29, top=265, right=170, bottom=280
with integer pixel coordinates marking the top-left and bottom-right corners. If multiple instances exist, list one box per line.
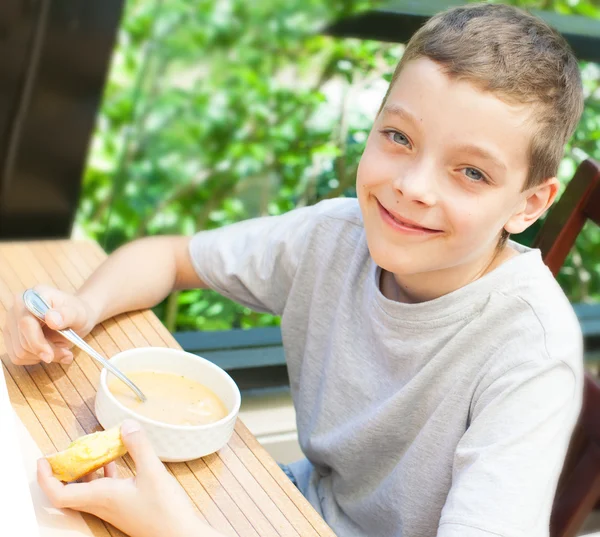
left=4, top=3, right=585, bottom=537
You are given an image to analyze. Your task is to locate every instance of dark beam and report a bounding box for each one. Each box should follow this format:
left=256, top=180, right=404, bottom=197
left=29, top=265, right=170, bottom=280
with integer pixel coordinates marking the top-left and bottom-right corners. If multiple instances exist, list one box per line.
left=0, top=0, right=125, bottom=240
left=324, top=0, right=600, bottom=64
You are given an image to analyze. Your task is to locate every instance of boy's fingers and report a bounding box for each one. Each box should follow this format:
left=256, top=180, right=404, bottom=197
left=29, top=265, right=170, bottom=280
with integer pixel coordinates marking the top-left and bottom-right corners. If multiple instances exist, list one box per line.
left=59, top=351, right=74, bottom=365
left=28, top=285, right=83, bottom=332
left=3, top=330, right=40, bottom=365
left=10, top=321, right=73, bottom=365
left=37, top=459, right=62, bottom=502
left=44, top=302, right=88, bottom=333
left=13, top=320, right=36, bottom=360
left=79, top=471, right=101, bottom=483
left=120, top=420, right=163, bottom=474
left=77, top=462, right=117, bottom=482
left=4, top=287, right=81, bottom=366
left=6, top=323, right=42, bottom=365
left=44, top=309, right=67, bottom=330
left=48, top=336, right=73, bottom=348
left=37, top=458, right=84, bottom=509
left=104, top=462, right=119, bottom=479
left=18, top=316, right=53, bottom=360
left=33, top=286, right=68, bottom=313
left=37, top=459, right=115, bottom=513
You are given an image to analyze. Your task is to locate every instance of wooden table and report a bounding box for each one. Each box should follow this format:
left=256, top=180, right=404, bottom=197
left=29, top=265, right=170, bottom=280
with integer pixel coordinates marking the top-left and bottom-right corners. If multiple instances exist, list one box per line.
left=0, top=240, right=335, bottom=537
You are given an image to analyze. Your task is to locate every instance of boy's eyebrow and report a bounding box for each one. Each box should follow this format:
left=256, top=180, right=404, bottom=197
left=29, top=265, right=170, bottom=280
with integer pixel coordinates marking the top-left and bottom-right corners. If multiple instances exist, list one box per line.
left=453, top=144, right=508, bottom=173
left=381, top=104, right=420, bottom=125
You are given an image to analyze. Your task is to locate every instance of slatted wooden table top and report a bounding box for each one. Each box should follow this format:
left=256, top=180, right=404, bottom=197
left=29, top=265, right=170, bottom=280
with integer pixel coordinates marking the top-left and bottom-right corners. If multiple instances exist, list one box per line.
left=0, top=240, right=335, bottom=537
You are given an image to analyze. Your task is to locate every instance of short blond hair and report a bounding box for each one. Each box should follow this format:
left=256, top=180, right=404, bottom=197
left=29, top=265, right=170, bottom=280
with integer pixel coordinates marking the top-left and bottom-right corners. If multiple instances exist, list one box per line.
left=381, top=3, right=584, bottom=191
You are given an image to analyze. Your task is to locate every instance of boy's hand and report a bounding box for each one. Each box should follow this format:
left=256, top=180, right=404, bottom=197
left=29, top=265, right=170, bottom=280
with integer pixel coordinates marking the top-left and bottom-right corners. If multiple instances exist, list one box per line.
left=38, top=421, right=207, bottom=537
left=3, top=285, right=97, bottom=366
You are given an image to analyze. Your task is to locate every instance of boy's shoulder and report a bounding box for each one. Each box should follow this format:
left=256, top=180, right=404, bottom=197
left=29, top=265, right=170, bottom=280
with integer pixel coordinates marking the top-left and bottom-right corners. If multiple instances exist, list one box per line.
left=299, top=198, right=366, bottom=253
left=308, top=197, right=363, bottom=227
left=465, top=250, right=583, bottom=408
left=486, top=246, right=583, bottom=372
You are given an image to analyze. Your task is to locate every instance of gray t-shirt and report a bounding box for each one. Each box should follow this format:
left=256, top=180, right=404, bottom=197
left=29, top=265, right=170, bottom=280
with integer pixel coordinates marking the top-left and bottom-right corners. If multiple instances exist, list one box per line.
left=189, top=198, right=583, bottom=537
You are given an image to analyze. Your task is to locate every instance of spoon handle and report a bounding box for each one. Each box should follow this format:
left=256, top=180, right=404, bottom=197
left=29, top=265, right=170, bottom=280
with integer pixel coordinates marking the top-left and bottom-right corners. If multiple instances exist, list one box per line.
left=58, top=327, right=147, bottom=402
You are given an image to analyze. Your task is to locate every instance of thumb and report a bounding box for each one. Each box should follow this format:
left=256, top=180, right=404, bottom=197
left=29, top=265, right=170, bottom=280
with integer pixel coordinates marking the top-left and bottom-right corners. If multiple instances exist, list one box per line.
left=43, top=299, right=87, bottom=332
left=120, top=420, right=163, bottom=474
left=44, top=309, right=67, bottom=330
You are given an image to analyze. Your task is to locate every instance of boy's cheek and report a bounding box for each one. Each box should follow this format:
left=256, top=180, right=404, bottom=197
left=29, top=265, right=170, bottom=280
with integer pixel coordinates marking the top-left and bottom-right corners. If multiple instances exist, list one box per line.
left=448, top=209, right=507, bottom=251
left=357, top=149, right=395, bottom=189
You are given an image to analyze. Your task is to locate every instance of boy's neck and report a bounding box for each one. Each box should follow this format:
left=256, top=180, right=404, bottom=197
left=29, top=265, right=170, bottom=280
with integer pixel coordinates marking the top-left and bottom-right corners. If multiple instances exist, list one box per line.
left=380, top=246, right=519, bottom=304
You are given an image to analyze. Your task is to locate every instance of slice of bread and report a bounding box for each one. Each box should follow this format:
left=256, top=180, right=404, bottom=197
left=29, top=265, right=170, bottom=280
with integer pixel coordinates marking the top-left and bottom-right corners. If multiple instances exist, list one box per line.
left=46, top=425, right=127, bottom=482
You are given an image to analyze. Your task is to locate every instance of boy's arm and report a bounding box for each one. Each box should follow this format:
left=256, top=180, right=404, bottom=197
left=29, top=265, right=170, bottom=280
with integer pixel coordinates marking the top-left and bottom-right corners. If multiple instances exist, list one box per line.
left=86, top=198, right=344, bottom=323
left=77, top=236, right=206, bottom=326
left=6, top=200, right=337, bottom=366
left=437, top=358, right=581, bottom=537
left=4, top=236, right=206, bottom=366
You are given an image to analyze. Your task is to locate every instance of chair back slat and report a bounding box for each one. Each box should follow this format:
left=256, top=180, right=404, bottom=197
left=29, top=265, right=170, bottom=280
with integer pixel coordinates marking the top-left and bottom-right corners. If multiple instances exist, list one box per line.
left=534, top=159, right=600, bottom=537
left=534, top=159, right=600, bottom=276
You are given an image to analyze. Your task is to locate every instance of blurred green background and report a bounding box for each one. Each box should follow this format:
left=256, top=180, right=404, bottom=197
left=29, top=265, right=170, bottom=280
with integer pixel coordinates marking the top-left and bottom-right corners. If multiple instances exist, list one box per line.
left=75, top=0, right=600, bottom=333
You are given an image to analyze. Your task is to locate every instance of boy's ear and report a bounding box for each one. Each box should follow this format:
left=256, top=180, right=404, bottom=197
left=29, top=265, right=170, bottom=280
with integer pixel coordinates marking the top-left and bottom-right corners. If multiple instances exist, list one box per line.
left=504, top=177, right=560, bottom=235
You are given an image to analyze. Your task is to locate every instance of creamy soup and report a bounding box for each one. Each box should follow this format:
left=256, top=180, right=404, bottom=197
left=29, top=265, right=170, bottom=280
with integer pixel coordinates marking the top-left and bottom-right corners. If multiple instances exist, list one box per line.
left=108, top=371, right=228, bottom=426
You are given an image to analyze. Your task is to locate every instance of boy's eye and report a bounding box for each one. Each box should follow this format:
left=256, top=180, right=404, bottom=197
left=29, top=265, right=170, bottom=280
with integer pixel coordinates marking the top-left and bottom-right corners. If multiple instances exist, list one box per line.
left=390, top=131, right=411, bottom=147
left=463, top=167, right=485, bottom=182
left=380, top=129, right=412, bottom=148
left=390, top=131, right=410, bottom=147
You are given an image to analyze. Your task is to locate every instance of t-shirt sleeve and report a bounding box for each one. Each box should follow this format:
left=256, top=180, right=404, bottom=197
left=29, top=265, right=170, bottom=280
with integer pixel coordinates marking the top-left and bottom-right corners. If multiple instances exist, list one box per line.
left=437, top=358, right=582, bottom=537
left=188, top=200, right=342, bottom=315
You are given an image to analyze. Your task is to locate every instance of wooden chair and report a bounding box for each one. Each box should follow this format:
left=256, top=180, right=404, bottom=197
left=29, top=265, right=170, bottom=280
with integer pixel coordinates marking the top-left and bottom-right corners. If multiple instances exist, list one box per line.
left=531, top=158, right=600, bottom=537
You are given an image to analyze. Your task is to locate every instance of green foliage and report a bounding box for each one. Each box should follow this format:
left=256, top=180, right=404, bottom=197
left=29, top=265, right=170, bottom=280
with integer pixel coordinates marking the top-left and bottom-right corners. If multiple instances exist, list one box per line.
left=78, top=0, right=600, bottom=331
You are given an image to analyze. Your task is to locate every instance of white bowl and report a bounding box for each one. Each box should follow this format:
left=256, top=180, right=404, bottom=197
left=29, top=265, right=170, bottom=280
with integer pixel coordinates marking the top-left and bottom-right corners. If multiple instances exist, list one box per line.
left=95, top=346, right=241, bottom=462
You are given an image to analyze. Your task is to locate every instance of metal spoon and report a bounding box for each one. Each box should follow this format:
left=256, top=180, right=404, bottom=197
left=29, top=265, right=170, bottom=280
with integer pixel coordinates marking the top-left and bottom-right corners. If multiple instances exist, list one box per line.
left=22, top=288, right=147, bottom=402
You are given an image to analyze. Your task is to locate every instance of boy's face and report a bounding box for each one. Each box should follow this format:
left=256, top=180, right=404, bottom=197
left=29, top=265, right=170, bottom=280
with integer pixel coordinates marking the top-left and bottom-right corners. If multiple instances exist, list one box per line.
left=357, top=58, right=554, bottom=283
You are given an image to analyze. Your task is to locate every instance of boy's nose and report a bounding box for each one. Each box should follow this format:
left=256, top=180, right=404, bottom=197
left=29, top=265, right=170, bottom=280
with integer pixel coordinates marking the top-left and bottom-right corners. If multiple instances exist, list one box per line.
left=391, top=163, right=438, bottom=207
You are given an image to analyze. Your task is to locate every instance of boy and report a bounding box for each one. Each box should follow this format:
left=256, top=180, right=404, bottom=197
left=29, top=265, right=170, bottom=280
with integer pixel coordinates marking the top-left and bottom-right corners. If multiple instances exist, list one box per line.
left=4, top=3, right=585, bottom=536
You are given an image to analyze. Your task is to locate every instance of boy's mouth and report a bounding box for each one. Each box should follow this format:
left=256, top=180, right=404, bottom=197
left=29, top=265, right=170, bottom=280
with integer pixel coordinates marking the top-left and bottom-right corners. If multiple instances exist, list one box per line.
left=376, top=200, right=442, bottom=235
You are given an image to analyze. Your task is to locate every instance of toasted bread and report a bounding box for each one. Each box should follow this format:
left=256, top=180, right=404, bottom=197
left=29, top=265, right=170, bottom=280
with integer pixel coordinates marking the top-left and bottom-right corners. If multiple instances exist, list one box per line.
left=46, top=425, right=127, bottom=482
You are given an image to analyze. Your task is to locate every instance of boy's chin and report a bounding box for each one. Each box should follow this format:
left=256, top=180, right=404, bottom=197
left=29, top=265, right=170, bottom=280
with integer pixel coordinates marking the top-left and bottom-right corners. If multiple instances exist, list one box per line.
left=372, top=254, right=430, bottom=277
left=370, top=245, right=455, bottom=277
